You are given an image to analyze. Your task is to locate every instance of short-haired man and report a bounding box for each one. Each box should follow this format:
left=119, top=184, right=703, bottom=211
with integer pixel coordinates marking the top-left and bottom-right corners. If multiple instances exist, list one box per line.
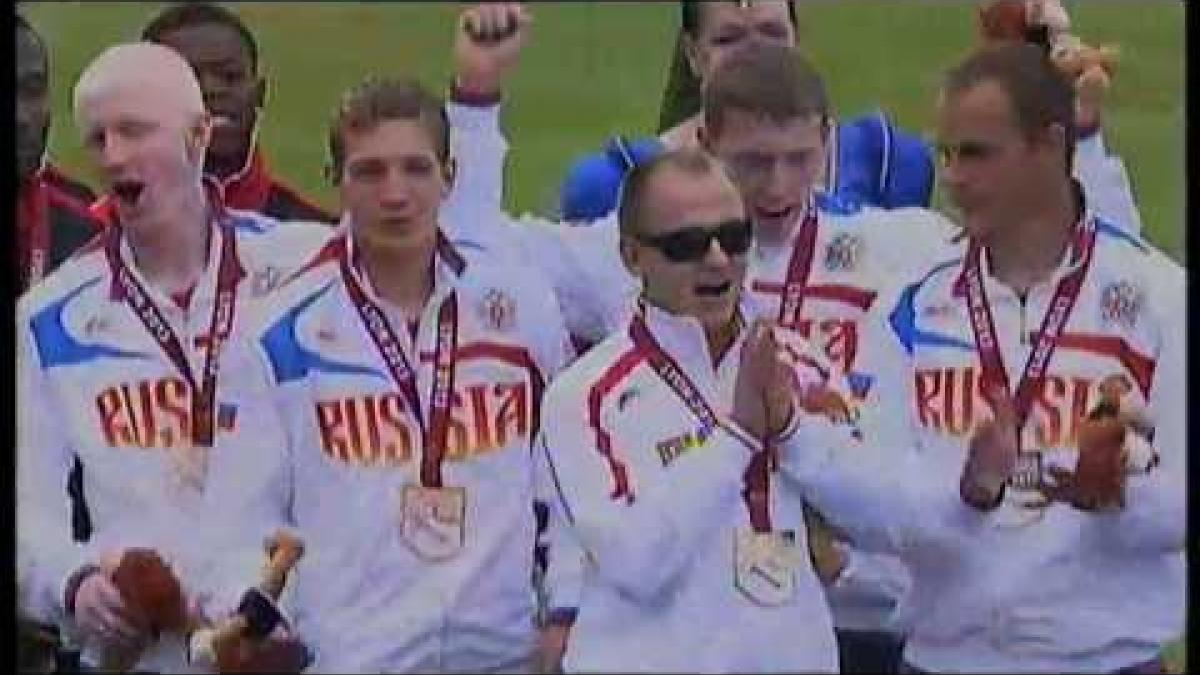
left=457, top=44, right=961, bottom=671
left=245, top=74, right=571, bottom=671
left=560, top=0, right=1145, bottom=236
left=17, top=41, right=331, bottom=672
left=17, top=13, right=100, bottom=291
left=136, top=1, right=335, bottom=222
left=535, top=147, right=869, bottom=671
left=850, top=42, right=1184, bottom=673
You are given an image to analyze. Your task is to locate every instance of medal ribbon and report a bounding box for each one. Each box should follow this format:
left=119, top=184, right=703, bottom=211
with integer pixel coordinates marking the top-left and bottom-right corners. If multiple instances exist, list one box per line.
left=628, top=305, right=773, bottom=533
left=340, top=235, right=459, bottom=489
left=105, top=221, right=242, bottom=447
left=961, top=219, right=1097, bottom=449
left=777, top=203, right=820, bottom=330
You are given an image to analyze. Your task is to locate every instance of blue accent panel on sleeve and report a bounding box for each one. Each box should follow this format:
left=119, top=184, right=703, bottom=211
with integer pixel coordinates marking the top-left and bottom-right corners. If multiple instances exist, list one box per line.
left=30, top=278, right=151, bottom=369
left=259, top=281, right=387, bottom=384
left=1095, top=218, right=1150, bottom=253
left=229, top=213, right=271, bottom=234
left=887, top=258, right=971, bottom=355
left=559, top=136, right=665, bottom=222
left=814, top=191, right=863, bottom=216
left=888, top=283, right=920, bottom=355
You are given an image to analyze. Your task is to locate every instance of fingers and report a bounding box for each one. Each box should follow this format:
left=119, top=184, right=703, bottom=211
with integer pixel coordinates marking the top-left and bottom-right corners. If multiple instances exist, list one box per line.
left=1039, top=466, right=1075, bottom=503
left=77, top=573, right=144, bottom=642
left=986, top=385, right=1017, bottom=430
left=463, top=3, right=528, bottom=42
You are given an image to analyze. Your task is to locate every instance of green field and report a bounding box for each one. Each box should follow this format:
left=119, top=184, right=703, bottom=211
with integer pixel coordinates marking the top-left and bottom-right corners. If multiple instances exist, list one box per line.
left=18, top=2, right=1188, bottom=671
left=22, top=1, right=1183, bottom=263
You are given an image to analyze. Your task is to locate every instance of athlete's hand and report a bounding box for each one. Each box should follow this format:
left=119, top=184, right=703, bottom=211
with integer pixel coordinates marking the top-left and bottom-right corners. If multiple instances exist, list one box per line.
left=454, top=3, right=532, bottom=98
left=960, top=387, right=1019, bottom=509
left=534, top=622, right=571, bottom=673
left=732, top=320, right=795, bottom=444
left=215, top=627, right=310, bottom=673
left=803, top=505, right=848, bottom=585
left=69, top=552, right=151, bottom=663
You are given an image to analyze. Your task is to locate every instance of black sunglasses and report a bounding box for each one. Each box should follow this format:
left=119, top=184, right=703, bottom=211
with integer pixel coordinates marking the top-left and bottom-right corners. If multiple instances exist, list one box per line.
left=635, top=218, right=754, bottom=263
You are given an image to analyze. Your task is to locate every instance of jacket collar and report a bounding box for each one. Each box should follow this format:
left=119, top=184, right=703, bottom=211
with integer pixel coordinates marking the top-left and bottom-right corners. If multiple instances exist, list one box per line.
left=213, top=143, right=273, bottom=213
left=339, top=217, right=467, bottom=308
left=638, top=295, right=751, bottom=399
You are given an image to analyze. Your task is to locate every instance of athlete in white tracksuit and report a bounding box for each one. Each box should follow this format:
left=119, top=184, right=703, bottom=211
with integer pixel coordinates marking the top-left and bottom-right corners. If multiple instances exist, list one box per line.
left=17, top=192, right=331, bottom=672
left=445, top=128, right=1148, bottom=673
left=536, top=292, right=871, bottom=672
left=242, top=226, right=570, bottom=671
left=17, top=78, right=517, bottom=671
left=800, top=209, right=1184, bottom=673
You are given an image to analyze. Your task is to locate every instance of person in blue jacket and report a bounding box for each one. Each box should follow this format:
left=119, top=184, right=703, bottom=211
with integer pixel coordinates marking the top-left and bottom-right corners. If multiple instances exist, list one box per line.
left=561, top=0, right=1143, bottom=237
left=560, top=0, right=935, bottom=223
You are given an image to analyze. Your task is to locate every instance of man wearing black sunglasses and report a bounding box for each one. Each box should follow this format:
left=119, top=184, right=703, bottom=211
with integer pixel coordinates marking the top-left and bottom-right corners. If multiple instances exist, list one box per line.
left=533, top=147, right=866, bottom=671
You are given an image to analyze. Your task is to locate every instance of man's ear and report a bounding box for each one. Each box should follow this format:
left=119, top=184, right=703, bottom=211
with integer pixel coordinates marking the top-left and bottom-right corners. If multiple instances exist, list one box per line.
left=681, top=32, right=704, bottom=80
left=442, top=157, right=456, bottom=198
left=252, top=75, right=267, bottom=110
left=696, top=121, right=712, bottom=152
left=324, top=162, right=341, bottom=186
left=187, top=114, right=212, bottom=164
left=619, top=236, right=642, bottom=279
left=1037, top=122, right=1068, bottom=159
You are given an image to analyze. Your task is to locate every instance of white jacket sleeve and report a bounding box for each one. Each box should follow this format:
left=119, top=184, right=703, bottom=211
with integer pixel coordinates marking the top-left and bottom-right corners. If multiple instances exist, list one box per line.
left=779, top=303, right=993, bottom=559
left=533, top=434, right=585, bottom=623
left=1073, top=131, right=1144, bottom=234
left=864, top=207, right=963, bottom=284
left=439, top=100, right=508, bottom=244
left=825, top=545, right=912, bottom=628
left=1080, top=257, right=1184, bottom=553
left=507, top=212, right=637, bottom=343
left=17, top=305, right=90, bottom=626
left=438, top=99, right=635, bottom=343
left=537, top=408, right=753, bottom=603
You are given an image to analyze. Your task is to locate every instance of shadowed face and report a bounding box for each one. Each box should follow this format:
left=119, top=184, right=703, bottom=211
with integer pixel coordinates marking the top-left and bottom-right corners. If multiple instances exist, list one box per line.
left=156, top=21, right=264, bottom=171
left=685, top=1, right=795, bottom=83
left=17, top=24, right=50, bottom=181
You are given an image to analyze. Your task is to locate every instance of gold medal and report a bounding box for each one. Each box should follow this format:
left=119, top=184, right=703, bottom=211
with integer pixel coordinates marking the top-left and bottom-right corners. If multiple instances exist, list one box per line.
left=398, top=485, right=467, bottom=561
left=733, top=528, right=798, bottom=606
left=993, top=451, right=1049, bottom=528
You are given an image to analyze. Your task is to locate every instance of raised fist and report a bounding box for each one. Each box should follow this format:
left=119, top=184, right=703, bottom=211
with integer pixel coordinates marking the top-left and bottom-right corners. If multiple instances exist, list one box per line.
left=454, top=3, right=532, bottom=98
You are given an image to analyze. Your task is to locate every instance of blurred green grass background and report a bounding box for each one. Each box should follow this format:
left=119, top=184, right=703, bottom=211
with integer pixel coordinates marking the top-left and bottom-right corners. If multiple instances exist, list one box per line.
left=22, top=1, right=1183, bottom=263
left=19, top=2, right=1187, bottom=671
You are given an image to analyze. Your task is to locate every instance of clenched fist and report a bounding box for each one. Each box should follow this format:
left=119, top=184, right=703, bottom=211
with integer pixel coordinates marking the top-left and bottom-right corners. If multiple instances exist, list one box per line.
left=454, top=3, right=532, bottom=98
